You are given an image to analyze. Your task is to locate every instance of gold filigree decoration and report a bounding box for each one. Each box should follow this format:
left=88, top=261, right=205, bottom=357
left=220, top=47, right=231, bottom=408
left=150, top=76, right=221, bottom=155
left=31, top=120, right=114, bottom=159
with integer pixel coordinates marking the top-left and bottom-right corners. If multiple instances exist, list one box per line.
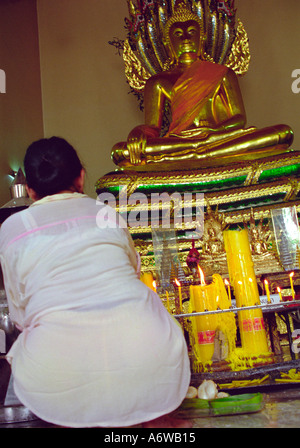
left=225, top=20, right=250, bottom=76
left=123, top=39, right=151, bottom=91
left=245, top=208, right=271, bottom=255
left=201, top=204, right=227, bottom=254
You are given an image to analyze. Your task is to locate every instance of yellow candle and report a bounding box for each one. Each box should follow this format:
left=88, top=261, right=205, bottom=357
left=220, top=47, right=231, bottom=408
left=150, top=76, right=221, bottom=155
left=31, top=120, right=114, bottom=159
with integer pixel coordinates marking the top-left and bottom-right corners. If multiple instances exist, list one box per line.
left=215, top=274, right=230, bottom=309
left=175, top=279, right=182, bottom=312
left=249, top=277, right=258, bottom=305
left=237, top=280, right=244, bottom=307
left=189, top=283, right=218, bottom=363
left=289, top=272, right=295, bottom=299
left=189, top=275, right=236, bottom=365
left=166, top=290, right=170, bottom=312
left=264, top=279, right=271, bottom=303
left=277, top=286, right=283, bottom=302
left=223, top=228, right=270, bottom=356
left=224, top=279, right=232, bottom=307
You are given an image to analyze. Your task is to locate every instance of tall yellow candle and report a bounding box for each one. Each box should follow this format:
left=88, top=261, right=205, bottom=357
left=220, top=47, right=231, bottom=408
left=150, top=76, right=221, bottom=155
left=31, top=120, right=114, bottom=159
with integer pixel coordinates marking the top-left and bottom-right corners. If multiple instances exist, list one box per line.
left=277, top=286, right=283, bottom=302
left=223, top=228, right=270, bottom=356
left=249, top=277, right=258, bottom=305
left=237, top=280, right=244, bottom=306
left=289, top=272, right=295, bottom=299
left=264, top=279, right=271, bottom=303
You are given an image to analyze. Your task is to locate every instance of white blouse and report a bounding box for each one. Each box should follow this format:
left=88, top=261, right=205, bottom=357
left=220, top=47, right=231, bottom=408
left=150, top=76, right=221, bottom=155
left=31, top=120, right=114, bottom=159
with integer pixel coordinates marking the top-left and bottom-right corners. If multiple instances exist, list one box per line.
left=0, top=194, right=190, bottom=427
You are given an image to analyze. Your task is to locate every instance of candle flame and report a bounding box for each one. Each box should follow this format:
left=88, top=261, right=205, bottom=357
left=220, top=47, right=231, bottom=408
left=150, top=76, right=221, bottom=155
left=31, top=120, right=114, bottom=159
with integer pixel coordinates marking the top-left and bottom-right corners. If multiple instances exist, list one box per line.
left=224, top=279, right=229, bottom=286
left=290, top=272, right=295, bottom=278
left=174, top=278, right=181, bottom=287
left=264, top=279, right=269, bottom=286
left=277, top=286, right=283, bottom=301
left=198, top=266, right=206, bottom=285
left=152, top=281, right=156, bottom=289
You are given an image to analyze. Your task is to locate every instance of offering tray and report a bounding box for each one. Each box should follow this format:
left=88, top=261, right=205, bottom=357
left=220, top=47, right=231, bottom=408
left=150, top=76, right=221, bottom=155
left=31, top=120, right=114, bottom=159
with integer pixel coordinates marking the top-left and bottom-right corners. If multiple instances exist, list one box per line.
left=175, top=393, right=263, bottom=418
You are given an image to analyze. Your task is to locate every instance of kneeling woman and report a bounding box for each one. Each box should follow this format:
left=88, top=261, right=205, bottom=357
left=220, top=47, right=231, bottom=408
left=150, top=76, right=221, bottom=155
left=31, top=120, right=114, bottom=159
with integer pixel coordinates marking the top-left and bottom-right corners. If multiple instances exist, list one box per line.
left=0, top=137, right=191, bottom=428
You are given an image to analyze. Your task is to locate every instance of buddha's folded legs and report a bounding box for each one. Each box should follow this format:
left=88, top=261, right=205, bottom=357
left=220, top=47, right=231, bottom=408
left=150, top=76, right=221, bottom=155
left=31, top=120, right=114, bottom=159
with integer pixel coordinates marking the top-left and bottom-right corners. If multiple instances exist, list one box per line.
left=112, top=124, right=293, bottom=167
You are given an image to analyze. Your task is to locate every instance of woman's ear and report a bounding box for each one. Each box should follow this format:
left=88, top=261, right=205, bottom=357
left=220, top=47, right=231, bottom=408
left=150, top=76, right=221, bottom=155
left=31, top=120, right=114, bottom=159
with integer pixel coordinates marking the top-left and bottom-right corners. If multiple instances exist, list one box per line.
left=73, top=168, right=85, bottom=193
left=25, top=184, right=40, bottom=202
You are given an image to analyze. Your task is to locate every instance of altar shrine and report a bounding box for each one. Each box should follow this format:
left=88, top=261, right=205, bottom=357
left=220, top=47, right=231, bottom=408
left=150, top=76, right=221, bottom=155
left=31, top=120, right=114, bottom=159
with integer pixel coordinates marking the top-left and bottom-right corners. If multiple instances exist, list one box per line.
left=96, top=0, right=300, bottom=385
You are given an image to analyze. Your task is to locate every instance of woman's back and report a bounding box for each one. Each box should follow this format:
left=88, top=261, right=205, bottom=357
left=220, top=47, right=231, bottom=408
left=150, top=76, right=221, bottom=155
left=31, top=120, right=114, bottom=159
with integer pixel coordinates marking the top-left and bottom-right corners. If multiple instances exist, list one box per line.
left=0, top=194, right=190, bottom=427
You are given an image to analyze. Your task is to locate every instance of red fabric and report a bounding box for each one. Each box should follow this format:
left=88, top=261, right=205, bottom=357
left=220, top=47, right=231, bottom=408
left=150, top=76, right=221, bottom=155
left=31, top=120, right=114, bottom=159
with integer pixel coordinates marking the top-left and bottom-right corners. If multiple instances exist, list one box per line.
left=167, top=60, right=228, bottom=136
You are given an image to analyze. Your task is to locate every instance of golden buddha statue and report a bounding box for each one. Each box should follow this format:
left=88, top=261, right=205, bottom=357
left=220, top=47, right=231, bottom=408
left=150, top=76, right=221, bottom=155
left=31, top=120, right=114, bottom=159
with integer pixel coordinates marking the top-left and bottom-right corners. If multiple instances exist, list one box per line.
left=112, top=0, right=293, bottom=171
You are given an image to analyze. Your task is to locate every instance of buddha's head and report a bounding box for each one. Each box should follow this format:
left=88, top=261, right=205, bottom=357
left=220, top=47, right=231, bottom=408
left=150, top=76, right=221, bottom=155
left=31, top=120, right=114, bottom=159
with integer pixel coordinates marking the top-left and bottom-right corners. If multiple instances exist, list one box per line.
left=163, top=3, right=204, bottom=66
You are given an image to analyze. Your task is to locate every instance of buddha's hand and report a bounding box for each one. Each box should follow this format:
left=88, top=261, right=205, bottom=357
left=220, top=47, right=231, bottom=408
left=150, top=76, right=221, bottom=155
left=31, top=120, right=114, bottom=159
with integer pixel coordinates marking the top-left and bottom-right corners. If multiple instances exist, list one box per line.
left=127, top=128, right=147, bottom=165
left=126, top=125, right=159, bottom=165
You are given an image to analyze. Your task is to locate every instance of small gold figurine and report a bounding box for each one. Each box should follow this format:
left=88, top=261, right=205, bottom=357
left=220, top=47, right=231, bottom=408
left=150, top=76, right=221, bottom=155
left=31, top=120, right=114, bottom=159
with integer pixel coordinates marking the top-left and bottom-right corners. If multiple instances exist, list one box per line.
left=186, top=239, right=201, bottom=279
left=246, top=208, right=271, bottom=256
left=112, top=0, right=293, bottom=171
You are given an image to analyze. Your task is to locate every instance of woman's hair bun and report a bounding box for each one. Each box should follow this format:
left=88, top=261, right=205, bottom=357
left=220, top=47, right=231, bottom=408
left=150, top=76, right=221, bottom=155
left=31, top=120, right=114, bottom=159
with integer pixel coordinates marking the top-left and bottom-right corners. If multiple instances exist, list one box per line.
left=39, top=159, right=55, bottom=178
left=24, top=137, right=83, bottom=198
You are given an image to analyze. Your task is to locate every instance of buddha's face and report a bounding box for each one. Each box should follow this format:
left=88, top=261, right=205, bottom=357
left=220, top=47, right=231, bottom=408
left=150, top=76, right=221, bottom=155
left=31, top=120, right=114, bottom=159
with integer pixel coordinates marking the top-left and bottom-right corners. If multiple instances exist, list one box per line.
left=169, top=19, right=201, bottom=64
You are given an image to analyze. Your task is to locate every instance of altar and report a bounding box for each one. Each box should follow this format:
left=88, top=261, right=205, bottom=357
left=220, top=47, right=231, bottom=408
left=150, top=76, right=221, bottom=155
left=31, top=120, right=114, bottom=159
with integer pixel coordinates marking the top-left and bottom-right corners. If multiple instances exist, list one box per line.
left=96, top=0, right=300, bottom=384
left=96, top=161, right=300, bottom=379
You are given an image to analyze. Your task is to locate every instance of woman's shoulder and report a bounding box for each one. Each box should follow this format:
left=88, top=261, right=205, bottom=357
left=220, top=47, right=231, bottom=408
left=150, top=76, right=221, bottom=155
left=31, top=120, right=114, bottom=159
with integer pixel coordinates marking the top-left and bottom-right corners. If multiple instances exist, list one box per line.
left=1, top=209, right=24, bottom=230
left=0, top=210, right=27, bottom=251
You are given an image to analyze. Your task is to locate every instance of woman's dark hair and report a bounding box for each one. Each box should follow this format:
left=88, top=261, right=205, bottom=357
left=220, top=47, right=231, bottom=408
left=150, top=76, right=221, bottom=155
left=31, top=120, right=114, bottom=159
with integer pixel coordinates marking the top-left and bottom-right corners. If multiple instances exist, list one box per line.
left=24, top=137, right=84, bottom=198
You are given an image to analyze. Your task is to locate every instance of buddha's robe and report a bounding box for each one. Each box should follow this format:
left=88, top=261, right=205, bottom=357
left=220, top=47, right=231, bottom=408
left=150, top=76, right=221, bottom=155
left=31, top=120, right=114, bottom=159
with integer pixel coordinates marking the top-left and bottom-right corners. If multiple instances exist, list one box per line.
left=167, top=60, right=228, bottom=137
